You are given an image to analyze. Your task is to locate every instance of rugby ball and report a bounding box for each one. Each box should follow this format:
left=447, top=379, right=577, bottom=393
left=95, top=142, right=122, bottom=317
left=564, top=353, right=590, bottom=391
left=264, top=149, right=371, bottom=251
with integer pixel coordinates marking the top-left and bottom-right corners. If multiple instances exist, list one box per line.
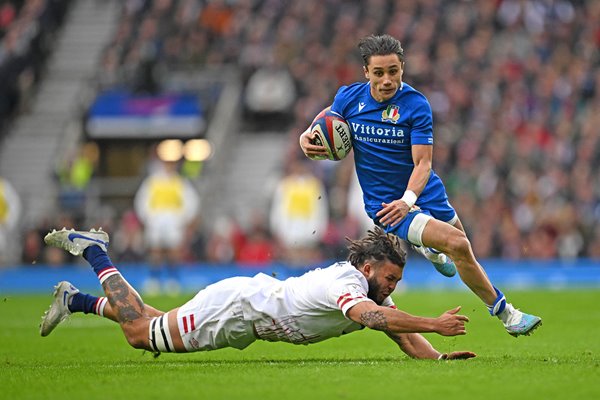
left=310, top=109, right=352, bottom=161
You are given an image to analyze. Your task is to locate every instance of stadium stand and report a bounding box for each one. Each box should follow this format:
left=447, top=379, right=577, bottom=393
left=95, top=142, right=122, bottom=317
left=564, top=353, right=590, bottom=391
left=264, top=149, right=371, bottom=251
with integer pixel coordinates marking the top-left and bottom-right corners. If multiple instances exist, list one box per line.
left=0, top=0, right=599, bottom=267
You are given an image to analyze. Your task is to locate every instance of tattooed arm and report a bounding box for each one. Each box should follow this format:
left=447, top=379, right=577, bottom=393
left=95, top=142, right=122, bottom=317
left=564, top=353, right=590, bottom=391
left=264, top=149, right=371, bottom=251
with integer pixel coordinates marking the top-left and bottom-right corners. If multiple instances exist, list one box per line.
left=386, top=332, right=441, bottom=359
left=384, top=331, right=477, bottom=360
left=345, top=301, right=474, bottom=359
left=346, top=301, right=469, bottom=336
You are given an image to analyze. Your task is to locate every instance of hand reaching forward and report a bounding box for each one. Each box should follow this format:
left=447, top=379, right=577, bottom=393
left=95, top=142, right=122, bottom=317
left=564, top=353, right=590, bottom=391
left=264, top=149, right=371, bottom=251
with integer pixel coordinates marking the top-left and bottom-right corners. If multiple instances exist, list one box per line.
left=435, top=306, right=470, bottom=336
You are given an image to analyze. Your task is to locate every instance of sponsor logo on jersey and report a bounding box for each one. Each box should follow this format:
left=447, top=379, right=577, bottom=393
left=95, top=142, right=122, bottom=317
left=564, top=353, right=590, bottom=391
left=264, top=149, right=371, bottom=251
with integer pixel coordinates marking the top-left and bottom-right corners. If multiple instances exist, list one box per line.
left=350, top=122, right=404, bottom=138
left=382, top=104, right=400, bottom=123
left=358, top=102, right=366, bottom=112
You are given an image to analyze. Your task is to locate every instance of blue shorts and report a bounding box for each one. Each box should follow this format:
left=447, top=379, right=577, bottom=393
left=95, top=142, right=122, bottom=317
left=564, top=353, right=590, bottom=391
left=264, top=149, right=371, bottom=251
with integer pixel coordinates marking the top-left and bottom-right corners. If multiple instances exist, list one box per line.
left=367, top=190, right=457, bottom=244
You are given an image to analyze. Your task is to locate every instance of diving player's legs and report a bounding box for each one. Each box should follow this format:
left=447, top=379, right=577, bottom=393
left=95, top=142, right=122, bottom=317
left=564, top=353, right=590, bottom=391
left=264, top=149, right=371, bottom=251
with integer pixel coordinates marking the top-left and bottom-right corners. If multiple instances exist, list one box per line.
left=42, top=228, right=187, bottom=351
left=40, top=280, right=108, bottom=336
left=40, top=280, right=166, bottom=336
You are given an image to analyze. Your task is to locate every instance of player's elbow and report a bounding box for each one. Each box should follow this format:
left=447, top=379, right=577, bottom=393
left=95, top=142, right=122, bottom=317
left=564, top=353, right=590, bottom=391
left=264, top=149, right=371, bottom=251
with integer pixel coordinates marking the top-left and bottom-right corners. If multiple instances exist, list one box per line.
left=363, top=321, right=386, bottom=331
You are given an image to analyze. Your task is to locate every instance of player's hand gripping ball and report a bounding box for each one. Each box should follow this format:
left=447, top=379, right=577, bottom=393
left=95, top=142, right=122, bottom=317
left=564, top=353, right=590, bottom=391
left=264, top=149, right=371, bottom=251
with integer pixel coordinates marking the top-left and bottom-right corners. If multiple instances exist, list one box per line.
left=309, top=109, right=352, bottom=161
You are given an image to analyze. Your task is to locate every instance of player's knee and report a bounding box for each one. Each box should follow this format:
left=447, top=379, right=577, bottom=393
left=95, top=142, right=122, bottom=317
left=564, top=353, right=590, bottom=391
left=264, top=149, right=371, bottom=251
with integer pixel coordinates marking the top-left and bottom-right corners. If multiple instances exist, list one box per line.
left=122, top=322, right=149, bottom=349
left=446, top=230, right=471, bottom=256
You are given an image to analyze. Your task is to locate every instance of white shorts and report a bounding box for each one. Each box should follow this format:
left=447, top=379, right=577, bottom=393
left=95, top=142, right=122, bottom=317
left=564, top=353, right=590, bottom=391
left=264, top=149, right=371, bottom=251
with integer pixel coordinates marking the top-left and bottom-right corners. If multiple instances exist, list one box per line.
left=176, top=277, right=257, bottom=352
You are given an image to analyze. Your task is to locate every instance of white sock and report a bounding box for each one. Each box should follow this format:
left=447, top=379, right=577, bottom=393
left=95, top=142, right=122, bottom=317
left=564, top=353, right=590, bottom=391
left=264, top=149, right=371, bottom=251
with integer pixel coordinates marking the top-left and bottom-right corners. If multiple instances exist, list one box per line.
left=425, top=248, right=447, bottom=264
left=498, top=303, right=516, bottom=324
left=413, top=245, right=447, bottom=263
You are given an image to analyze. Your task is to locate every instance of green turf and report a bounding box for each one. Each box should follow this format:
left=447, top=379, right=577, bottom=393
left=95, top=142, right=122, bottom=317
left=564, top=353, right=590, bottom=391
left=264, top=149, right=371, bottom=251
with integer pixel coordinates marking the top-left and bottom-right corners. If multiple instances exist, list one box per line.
left=1, top=289, right=599, bottom=399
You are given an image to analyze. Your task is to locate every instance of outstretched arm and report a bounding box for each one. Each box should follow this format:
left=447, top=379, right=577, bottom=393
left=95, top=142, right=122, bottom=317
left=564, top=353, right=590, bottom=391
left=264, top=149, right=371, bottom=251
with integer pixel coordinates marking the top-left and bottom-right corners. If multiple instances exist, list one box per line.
left=387, top=332, right=439, bottom=359
left=347, top=301, right=469, bottom=336
left=346, top=301, right=476, bottom=360
left=386, top=332, right=476, bottom=360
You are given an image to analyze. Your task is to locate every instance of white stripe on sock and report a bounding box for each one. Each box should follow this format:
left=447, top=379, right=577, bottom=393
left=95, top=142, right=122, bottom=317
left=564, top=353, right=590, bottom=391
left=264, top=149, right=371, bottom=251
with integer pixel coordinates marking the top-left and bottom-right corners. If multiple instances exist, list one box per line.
left=98, top=268, right=120, bottom=284
left=96, top=297, right=108, bottom=317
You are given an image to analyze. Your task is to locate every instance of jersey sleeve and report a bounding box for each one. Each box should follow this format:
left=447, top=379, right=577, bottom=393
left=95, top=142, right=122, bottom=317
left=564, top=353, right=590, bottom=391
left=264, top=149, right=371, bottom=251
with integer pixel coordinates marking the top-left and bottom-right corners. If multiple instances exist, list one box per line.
left=331, top=83, right=364, bottom=119
left=331, top=85, right=351, bottom=118
left=326, top=266, right=374, bottom=317
left=409, top=94, right=434, bottom=145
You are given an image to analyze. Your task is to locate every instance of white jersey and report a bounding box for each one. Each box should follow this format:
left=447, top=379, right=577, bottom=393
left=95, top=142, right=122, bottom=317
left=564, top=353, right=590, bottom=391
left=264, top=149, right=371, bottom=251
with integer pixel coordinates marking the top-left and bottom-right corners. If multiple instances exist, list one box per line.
left=176, top=262, right=396, bottom=352
left=241, top=262, right=395, bottom=345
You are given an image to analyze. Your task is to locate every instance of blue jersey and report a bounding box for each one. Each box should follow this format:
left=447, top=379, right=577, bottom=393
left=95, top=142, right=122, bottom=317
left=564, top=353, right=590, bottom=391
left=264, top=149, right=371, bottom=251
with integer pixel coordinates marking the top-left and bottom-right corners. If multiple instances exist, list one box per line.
left=331, top=82, right=452, bottom=221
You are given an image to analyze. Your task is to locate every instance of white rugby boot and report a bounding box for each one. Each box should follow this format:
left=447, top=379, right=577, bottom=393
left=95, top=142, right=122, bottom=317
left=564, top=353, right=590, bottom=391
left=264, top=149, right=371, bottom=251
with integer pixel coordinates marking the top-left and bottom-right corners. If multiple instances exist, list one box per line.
left=44, top=228, right=109, bottom=256
left=40, top=281, right=79, bottom=337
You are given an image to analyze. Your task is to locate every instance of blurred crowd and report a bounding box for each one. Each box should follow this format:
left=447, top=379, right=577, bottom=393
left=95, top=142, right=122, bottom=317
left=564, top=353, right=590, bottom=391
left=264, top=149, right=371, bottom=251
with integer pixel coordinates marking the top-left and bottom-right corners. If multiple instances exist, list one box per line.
left=0, top=0, right=71, bottom=137
left=2, top=0, right=600, bottom=269
left=0, top=0, right=71, bottom=263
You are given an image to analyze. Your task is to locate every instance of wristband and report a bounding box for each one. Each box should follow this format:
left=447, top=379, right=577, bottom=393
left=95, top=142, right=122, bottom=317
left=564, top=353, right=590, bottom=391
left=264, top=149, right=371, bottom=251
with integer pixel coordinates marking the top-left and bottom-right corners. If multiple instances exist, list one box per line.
left=401, top=190, right=417, bottom=208
left=437, top=353, right=448, bottom=360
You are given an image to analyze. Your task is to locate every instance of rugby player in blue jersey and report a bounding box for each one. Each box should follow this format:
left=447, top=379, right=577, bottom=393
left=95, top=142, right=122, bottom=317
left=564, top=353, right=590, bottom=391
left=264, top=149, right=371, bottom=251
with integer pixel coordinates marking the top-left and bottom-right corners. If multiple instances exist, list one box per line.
left=299, top=34, right=541, bottom=336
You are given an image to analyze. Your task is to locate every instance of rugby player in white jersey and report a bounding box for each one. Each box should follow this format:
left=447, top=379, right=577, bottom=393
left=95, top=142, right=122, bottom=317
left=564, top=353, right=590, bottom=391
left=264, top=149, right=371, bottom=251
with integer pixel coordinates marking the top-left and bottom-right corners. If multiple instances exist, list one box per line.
left=40, top=227, right=475, bottom=360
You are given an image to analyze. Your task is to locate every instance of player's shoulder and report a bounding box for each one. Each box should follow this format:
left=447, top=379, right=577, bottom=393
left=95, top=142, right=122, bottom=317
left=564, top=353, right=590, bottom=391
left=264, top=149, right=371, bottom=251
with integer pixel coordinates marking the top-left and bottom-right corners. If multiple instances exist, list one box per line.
left=296, top=262, right=365, bottom=291
left=326, top=261, right=367, bottom=283
left=336, top=82, right=369, bottom=98
left=398, top=82, right=430, bottom=106
left=333, top=82, right=369, bottom=117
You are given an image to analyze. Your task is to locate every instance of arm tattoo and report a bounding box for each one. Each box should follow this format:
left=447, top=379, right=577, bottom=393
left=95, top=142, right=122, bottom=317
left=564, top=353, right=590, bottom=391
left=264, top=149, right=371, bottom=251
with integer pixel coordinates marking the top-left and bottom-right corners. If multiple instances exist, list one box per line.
left=360, top=310, right=388, bottom=331
left=103, top=275, right=144, bottom=323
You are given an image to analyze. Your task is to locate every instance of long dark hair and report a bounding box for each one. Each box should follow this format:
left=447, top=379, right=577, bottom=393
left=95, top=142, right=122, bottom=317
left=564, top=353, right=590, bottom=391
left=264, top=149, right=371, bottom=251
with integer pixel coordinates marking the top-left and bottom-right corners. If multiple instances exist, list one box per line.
left=346, top=226, right=406, bottom=269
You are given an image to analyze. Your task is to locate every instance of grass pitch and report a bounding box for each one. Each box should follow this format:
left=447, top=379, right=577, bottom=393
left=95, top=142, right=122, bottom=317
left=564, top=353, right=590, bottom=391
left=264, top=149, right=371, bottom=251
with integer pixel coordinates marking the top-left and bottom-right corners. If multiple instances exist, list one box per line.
left=2, top=289, right=599, bottom=400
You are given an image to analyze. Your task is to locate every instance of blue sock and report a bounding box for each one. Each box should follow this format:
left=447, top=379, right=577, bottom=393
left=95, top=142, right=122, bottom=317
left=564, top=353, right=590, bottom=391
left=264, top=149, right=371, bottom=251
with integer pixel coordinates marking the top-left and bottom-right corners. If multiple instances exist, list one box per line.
left=83, top=245, right=120, bottom=284
left=83, top=245, right=113, bottom=274
left=68, top=292, right=102, bottom=314
left=487, top=286, right=506, bottom=316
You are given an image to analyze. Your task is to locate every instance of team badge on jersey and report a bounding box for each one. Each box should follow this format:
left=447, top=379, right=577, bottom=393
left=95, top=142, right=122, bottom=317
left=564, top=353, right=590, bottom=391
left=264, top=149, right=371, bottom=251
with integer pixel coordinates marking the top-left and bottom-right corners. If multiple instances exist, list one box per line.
left=382, top=104, right=400, bottom=123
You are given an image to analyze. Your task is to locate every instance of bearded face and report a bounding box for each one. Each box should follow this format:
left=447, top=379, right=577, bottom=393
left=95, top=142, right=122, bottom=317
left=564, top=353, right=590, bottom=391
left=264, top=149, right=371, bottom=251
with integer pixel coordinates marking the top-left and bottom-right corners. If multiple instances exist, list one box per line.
left=364, top=260, right=403, bottom=305
left=366, top=275, right=386, bottom=305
